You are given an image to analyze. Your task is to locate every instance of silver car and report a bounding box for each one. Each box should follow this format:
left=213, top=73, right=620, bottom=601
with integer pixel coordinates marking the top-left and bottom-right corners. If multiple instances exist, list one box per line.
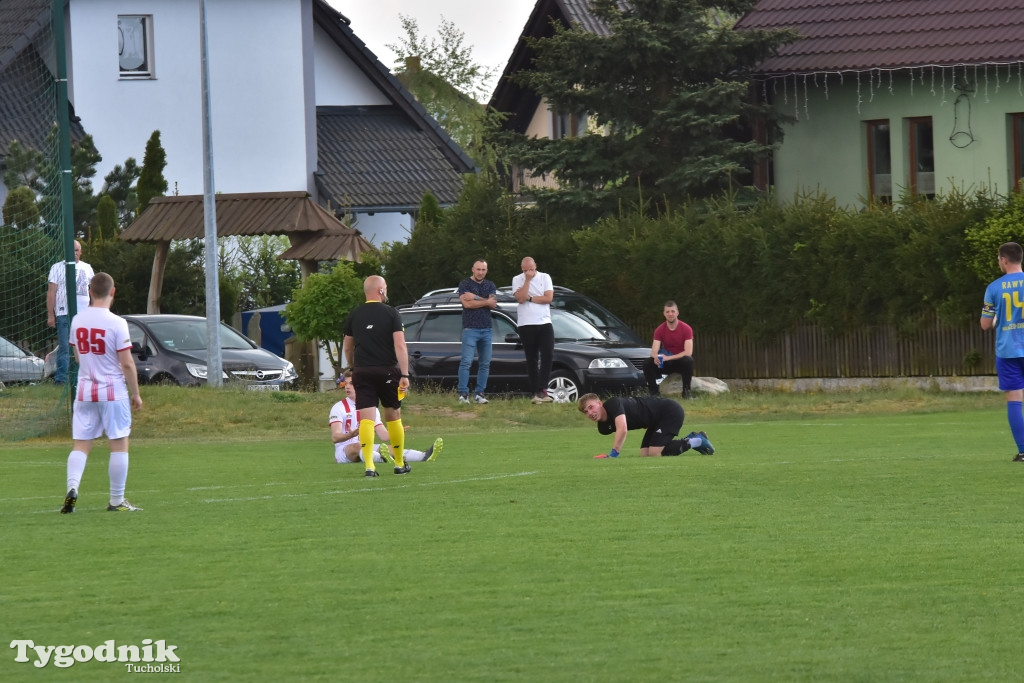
left=0, top=335, right=46, bottom=385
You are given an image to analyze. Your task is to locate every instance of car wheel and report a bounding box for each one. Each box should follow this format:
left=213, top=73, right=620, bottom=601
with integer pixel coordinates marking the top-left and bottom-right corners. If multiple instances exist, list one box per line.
left=547, top=370, right=580, bottom=404
left=151, top=374, right=181, bottom=386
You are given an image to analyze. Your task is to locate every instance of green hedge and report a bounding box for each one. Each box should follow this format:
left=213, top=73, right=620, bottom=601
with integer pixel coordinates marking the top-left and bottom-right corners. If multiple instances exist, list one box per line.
left=382, top=180, right=1018, bottom=340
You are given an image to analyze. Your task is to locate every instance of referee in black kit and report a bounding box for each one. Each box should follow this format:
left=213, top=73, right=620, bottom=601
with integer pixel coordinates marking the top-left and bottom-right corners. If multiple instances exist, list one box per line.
left=342, top=275, right=411, bottom=477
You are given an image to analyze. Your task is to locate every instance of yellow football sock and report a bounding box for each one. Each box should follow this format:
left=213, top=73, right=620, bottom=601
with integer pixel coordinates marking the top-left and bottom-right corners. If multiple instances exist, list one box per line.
left=359, top=419, right=376, bottom=470
left=386, top=419, right=405, bottom=467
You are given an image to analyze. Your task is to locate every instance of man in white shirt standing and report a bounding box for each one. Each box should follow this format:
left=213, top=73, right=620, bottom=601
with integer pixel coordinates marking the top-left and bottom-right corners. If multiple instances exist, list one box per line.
left=512, top=256, right=555, bottom=404
left=59, top=272, right=143, bottom=514
left=46, top=240, right=94, bottom=385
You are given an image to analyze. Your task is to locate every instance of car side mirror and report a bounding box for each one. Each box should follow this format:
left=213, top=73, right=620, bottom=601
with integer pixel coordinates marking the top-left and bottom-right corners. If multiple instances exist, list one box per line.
left=504, top=333, right=522, bottom=346
left=131, top=341, right=148, bottom=360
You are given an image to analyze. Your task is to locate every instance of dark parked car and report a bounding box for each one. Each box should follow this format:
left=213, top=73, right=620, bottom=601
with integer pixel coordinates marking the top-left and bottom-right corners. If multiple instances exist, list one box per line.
left=124, top=314, right=298, bottom=390
left=415, top=286, right=646, bottom=346
left=0, top=334, right=46, bottom=385
left=398, top=301, right=648, bottom=402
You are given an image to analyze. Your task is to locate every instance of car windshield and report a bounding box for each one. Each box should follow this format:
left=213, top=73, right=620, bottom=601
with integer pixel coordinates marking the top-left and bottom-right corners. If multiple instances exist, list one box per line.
left=553, top=296, right=623, bottom=330
left=551, top=310, right=605, bottom=341
left=0, top=336, right=29, bottom=358
left=146, top=320, right=254, bottom=351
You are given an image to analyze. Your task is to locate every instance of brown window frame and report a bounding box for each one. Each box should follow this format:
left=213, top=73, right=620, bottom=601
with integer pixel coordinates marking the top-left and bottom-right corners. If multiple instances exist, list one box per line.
left=1012, top=113, right=1024, bottom=192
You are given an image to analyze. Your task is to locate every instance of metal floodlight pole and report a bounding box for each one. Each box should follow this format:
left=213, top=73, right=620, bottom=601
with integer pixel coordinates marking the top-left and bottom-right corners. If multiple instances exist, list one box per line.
left=199, top=0, right=223, bottom=386
left=52, top=1, right=76, bottom=323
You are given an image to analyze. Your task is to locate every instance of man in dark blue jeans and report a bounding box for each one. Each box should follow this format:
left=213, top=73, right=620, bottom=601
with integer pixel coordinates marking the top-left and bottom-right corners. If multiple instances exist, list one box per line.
left=46, top=240, right=94, bottom=385
left=457, top=259, right=497, bottom=404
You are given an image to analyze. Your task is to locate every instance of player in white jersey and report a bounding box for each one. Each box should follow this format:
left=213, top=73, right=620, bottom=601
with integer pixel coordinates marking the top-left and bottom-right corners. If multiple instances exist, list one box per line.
left=329, top=370, right=442, bottom=465
left=59, top=273, right=144, bottom=514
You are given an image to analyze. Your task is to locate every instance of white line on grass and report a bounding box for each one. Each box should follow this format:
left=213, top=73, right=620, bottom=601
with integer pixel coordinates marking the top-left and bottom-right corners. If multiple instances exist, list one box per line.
left=414, top=471, right=539, bottom=486
left=189, top=482, right=291, bottom=491
left=205, top=471, right=539, bottom=504
left=729, top=421, right=983, bottom=427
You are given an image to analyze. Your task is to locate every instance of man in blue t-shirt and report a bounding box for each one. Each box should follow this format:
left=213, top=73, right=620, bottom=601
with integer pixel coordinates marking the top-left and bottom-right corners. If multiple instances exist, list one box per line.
left=457, top=259, right=497, bottom=404
left=981, top=241, right=1024, bottom=462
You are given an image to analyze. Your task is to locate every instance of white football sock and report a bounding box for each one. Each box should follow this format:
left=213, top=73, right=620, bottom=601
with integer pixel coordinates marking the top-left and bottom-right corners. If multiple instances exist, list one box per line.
left=109, top=451, right=129, bottom=505
left=403, top=448, right=428, bottom=462
left=357, top=446, right=386, bottom=463
left=67, top=450, right=87, bottom=492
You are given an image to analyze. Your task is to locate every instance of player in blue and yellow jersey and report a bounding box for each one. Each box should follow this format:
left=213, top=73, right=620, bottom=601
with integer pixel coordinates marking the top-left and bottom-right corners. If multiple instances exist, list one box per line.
left=980, top=241, right=1024, bottom=462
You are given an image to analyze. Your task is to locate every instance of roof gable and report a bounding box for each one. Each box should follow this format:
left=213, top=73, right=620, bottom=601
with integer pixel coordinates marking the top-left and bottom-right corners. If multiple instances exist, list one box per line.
left=313, top=0, right=474, bottom=175
left=735, top=0, right=1024, bottom=75
left=0, top=0, right=50, bottom=70
left=0, top=0, right=86, bottom=158
left=490, top=0, right=618, bottom=131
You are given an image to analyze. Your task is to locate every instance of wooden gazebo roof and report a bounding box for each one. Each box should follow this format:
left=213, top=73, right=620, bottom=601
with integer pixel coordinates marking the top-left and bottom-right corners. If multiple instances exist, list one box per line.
left=121, top=191, right=375, bottom=259
left=120, top=191, right=377, bottom=313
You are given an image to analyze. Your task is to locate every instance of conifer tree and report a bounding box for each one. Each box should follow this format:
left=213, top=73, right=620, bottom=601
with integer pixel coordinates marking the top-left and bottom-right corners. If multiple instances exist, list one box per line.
left=504, top=0, right=796, bottom=214
left=136, top=130, right=168, bottom=215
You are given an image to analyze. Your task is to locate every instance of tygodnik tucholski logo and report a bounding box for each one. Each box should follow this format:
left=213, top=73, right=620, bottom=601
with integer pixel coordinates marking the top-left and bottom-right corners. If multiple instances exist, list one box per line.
left=10, top=639, right=180, bottom=671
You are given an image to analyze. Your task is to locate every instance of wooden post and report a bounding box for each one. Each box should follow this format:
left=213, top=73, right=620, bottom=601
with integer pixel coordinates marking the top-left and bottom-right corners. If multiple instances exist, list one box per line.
left=147, top=240, right=170, bottom=313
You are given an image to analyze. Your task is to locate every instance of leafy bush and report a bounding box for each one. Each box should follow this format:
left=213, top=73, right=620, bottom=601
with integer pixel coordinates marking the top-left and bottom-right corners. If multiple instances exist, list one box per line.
left=283, top=262, right=363, bottom=378
left=381, top=181, right=1006, bottom=340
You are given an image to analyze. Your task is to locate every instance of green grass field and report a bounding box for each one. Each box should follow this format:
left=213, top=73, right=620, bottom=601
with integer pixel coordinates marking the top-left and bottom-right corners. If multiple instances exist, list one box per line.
left=2, top=388, right=1021, bottom=681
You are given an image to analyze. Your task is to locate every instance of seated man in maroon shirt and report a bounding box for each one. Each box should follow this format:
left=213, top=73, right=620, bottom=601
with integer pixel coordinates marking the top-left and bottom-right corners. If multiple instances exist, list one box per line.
left=643, top=300, right=695, bottom=397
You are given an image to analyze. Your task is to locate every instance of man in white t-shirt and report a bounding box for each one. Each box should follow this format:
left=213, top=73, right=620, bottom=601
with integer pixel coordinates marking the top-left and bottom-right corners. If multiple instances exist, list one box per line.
left=59, top=272, right=144, bottom=514
left=329, top=371, right=443, bottom=465
left=46, top=240, right=95, bottom=385
left=512, top=256, right=555, bottom=404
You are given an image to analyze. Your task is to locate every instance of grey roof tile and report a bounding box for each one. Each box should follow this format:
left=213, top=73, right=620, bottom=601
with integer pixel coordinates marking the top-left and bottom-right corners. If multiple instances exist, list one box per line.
left=315, top=106, right=467, bottom=212
left=0, top=0, right=50, bottom=70
left=0, top=0, right=86, bottom=157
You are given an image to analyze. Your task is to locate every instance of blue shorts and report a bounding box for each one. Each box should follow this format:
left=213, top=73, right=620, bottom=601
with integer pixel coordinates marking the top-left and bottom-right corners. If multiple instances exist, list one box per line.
left=996, top=357, right=1024, bottom=391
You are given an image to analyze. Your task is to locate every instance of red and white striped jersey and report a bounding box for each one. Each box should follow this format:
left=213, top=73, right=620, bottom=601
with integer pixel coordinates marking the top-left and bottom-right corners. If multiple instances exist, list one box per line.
left=70, top=307, right=132, bottom=402
left=328, top=398, right=383, bottom=432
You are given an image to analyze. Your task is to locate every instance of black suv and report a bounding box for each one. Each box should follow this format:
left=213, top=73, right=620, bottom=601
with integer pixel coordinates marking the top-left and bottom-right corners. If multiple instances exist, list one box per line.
left=415, top=286, right=646, bottom=347
left=398, top=300, right=649, bottom=402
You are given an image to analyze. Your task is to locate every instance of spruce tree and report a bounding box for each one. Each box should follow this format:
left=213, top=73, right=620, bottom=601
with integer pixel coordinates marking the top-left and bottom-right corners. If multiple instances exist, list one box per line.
left=136, top=130, right=168, bottom=215
left=504, top=0, right=796, bottom=214
left=101, top=157, right=140, bottom=229
left=94, top=195, right=119, bottom=241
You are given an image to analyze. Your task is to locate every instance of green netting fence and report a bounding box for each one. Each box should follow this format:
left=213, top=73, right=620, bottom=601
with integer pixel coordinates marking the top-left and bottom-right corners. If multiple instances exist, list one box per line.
left=1, top=1, right=74, bottom=440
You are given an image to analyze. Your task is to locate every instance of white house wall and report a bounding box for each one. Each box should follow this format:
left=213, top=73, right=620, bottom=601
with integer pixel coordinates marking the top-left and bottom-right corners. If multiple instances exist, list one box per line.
left=351, top=211, right=412, bottom=247
left=525, top=98, right=551, bottom=138
left=771, top=68, right=1024, bottom=206
left=68, top=0, right=313, bottom=194
left=312, top=23, right=388, bottom=106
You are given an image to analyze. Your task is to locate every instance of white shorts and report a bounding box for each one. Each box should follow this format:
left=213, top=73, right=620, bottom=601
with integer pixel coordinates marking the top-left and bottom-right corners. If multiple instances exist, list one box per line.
left=335, top=438, right=380, bottom=464
left=72, top=399, right=133, bottom=441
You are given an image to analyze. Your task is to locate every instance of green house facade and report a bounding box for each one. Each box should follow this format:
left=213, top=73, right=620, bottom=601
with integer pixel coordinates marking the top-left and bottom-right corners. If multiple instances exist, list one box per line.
left=737, top=1, right=1024, bottom=207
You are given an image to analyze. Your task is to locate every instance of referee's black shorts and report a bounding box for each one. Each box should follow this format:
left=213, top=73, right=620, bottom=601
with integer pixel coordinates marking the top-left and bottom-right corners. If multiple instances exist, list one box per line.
left=352, top=365, right=402, bottom=412
left=640, top=400, right=685, bottom=449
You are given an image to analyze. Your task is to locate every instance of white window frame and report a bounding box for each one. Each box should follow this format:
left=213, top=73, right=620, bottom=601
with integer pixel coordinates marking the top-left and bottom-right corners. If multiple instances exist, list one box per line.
left=118, top=15, right=155, bottom=79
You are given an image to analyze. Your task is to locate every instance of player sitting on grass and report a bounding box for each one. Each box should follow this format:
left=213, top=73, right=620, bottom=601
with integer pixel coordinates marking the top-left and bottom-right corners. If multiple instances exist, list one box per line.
left=577, top=392, right=713, bottom=459
left=329, top=371, right=442, bottom=465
